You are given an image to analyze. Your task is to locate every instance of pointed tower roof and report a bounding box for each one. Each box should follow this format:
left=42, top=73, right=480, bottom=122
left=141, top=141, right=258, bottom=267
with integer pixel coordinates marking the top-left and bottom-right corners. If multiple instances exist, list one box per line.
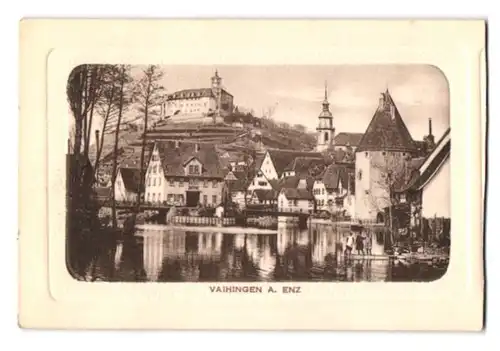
left=319, top=81, right=333, bottom=118
left=357, top=90, right=417, bottom=153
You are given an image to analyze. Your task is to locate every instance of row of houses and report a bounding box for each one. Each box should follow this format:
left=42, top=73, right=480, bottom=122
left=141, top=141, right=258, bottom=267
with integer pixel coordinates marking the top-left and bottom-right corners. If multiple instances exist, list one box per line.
left=93, top=88, right=449, bottom=229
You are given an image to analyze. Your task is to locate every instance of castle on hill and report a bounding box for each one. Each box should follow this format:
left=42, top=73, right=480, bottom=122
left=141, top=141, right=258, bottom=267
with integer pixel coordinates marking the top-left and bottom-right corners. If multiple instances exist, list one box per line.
left=159, top=70, right=234, bottom=125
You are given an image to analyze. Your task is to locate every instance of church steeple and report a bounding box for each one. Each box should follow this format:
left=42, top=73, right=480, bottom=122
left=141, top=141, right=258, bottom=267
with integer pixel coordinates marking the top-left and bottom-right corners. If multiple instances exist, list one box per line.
left=322, top=81, right=330, bottom=112
left=316, top=80, right=335, bottom=152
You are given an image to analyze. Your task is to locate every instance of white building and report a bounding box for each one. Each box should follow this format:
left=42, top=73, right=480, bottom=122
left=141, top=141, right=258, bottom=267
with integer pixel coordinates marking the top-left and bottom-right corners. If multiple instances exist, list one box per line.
left=312, top=164, right=355, bottom=217
left=144, top=141, right=225, bottom=207
left=277, top=188, right=315, bottom=213
left=114, top=167, right=142, bottom=203
left=160, top=70, right=234, bottom=124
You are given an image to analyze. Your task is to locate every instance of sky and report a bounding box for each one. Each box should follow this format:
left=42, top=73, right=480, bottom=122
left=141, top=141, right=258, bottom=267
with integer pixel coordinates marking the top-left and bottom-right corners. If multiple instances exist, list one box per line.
left=146, top=64, right=450, bottom=141
left=73, top=64, right=450, bottom=147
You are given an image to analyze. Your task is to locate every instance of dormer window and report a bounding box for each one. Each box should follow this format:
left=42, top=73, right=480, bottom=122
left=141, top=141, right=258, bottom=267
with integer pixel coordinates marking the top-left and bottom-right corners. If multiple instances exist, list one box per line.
left=188, top=165, right=200, bottom=175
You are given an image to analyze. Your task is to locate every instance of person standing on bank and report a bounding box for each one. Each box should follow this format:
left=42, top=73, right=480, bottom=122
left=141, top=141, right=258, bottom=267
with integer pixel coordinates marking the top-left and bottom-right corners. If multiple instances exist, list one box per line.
left=365, top=232, right=372, bottom=256
left=356, top=232, right=364, bottom=255
left=345, top=232, right=354, bottom=260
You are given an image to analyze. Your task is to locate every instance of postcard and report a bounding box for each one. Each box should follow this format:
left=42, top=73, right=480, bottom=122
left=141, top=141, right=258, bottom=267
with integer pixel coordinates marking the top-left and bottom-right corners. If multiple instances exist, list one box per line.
left=18, top=19, right=485, bottom=330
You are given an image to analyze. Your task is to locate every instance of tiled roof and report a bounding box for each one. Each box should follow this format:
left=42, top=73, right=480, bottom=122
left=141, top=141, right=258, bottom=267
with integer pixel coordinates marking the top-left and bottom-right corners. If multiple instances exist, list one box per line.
left=319, top=164, right=355, bottom=191
left=273, top=175, right=315, bottom=192
left=284, top=157, right=325, bottom=175
left=228, top=170, right=254, bottom=191
left=156, top=141, right=225, bottom=179
left=334, top=133, right=364, bottom=146
left=119, top=167, right=143, bottom=192
left=357, top=90, right=417, bottom=153
left=253, top=189, right=278, bottom=201
left=166, top=88, right=233, bottom=101
left=267, top=149, right=323, bottom=177
left=280, top=188, right=315, bottom=201
left=393, top=129, right=450, bottom=193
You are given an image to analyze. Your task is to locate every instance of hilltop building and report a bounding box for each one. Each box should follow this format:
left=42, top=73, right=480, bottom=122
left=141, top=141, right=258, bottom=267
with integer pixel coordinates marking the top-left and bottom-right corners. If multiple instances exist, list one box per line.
left=144, top=141, right=225, bottom=207
left=315, top=82, right=335, bottom=152
left=354, top=89, right=420, bottom=221
left=160, top=70, right=234, bottom=125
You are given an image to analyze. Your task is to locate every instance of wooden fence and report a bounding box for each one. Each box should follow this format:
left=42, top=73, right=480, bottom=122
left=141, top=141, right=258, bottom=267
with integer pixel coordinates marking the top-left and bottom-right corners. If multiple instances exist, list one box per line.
left=171, top=216, right=236, bottom=226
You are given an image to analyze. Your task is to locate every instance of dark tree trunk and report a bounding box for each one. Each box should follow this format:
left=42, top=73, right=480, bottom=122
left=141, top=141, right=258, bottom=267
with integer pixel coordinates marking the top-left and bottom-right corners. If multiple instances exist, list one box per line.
left=111, top=66, right=126, bottom=228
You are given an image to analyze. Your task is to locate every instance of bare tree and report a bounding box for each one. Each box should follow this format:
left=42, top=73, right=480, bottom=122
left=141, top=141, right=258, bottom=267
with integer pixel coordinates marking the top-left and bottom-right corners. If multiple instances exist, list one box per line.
left=110, top=65, right=133, bottom=228
left=133, top=65, right=165, bottom=209
left=93, top=66, right=123, bottom=175
left=367, top=154, right=411, bottom=244
left=66, top=65, right=107, bottom=159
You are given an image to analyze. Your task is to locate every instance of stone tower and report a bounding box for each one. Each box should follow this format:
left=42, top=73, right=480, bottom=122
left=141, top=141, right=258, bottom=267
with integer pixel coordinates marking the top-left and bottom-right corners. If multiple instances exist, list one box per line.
left=211, top=69, right=222, bottom=123
left=354, top=89, right=418, bottom=221
left=315, top=81, right=335, bottom=152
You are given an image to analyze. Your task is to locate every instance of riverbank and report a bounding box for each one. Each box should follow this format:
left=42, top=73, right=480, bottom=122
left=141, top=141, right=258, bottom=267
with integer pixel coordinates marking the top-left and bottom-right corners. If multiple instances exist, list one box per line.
left=136, top=223, right=278, bottom=234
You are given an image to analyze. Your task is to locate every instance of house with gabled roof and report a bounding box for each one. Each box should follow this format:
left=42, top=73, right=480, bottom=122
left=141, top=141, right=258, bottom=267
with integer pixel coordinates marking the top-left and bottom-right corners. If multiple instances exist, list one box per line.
left=333, top=132, right=364, bottom=151
left=145, top=141, right=225, bottom=207
left=354, top=89, right=420, bottom=221
left=312, top=164, right=355, bottom=217
left=115, top=167, right=143, bottom=203
left=277, top=188, right=315, bottom=213
left=393, top=128, right=450, bottom=232
left=251, top=148, right=323, bottom=186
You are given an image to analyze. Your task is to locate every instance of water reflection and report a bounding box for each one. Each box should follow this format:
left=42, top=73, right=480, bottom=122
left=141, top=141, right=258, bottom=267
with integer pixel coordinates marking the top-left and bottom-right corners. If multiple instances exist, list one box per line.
left=103, top=223, right=448, bottom=282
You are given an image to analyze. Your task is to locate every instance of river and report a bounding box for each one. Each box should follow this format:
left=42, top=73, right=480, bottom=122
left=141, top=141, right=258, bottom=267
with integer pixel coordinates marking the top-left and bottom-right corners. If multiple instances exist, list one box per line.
left=89, top=222, right=448, bottom=282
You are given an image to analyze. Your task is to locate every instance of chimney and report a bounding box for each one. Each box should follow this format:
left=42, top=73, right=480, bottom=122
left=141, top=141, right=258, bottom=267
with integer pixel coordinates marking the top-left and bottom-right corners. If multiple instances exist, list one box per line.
left=95, top=130, right=100, bottom=155
left=428, top=118, right=433, bottom=136
left=195, top=143, right=200, bottom=153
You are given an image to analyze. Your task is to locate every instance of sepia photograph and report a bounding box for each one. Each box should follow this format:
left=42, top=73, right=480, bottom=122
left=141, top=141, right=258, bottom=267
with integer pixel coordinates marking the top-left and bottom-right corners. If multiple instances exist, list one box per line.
left=19, top=19, right=484, bottom=331
left=66, top=64, right=451, bottom=283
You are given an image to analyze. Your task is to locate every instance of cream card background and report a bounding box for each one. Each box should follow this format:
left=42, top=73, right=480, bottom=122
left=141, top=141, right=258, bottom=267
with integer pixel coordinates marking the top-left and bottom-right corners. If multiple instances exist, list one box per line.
left=19, top=19, right=485, bottom=330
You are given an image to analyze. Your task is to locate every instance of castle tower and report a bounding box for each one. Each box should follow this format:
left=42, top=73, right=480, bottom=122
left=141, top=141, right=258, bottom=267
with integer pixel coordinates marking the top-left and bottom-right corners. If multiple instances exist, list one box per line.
left=315, top=81, right=335, bottom=152
left=354, top=89, right=417, bottom=221
left=211, top=69, right=222, bottom=123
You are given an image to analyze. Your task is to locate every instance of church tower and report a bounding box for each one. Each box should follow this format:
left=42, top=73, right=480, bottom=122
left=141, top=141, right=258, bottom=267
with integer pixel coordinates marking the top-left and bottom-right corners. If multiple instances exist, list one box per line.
left=315, top=81, right=335, bottom=152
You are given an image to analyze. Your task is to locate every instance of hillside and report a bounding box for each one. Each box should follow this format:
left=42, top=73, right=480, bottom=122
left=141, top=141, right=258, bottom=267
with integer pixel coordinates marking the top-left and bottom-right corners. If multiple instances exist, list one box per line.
left=89, top=116, right=316, bottom=173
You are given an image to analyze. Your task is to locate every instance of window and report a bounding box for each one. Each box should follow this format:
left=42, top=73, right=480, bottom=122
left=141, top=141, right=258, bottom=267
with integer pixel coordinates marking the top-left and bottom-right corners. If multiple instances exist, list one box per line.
left=152, top=193, right=156, bottom=202
left=189, top=165, right=200, bottom=175
left=147, top=193, right=150, bottom=201
left=169, top=179, right=175, bottom=187
left=203, top=195, right=208, bottom=205
left=324, top=132, right=329, bottom=142
left=148, top=177, right=151, bottom=186
left=258, top=181, right=267, bottom=186
left=321, top=188, right=325, bottom=195
left=153, top=178, right=156, bottom=186
left=212, top=195, right=217, bottom=204
left=294, top=200, right=298, bottom=206
left=365, top=152, right=368, bottom=157
left=204, top=180, right=208, bottom=188
left=288, top=200, right=293, bottom=207
left=357, top=170, right=362, bottom=180
left=382, top=152, right=386, bottom=156
left=179, top=179, right=184, bottom=187
left=158, top=177, right=162, bottom=185
left=212, top=180, right=217, bottom=188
